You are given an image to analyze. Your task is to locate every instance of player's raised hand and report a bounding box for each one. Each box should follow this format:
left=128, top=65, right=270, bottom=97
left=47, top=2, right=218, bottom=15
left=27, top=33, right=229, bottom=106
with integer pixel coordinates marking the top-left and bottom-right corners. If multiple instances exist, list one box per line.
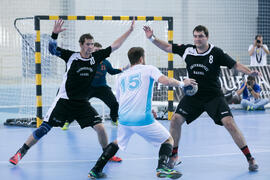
left=143, top=26, right=153, bottom=39
left=53, top=19, right=66, bottom=34
left=129, top=17, right=135, bottom=31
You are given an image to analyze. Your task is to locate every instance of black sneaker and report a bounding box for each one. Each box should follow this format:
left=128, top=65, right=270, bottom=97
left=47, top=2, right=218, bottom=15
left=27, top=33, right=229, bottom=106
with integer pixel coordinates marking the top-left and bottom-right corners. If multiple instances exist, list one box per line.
left=88, top=170, right=107, bottom=179
left=156, top=166, right=182, bottom=179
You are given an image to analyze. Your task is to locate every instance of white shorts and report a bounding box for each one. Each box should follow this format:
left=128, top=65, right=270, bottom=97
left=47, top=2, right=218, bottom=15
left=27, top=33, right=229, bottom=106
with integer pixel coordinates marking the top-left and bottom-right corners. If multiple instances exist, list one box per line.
left=117, top=120, right=171, bottom=151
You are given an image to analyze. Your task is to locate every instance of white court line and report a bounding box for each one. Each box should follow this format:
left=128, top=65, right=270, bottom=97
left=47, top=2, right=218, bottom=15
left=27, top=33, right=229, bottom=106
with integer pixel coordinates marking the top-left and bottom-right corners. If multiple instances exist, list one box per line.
left=1, top=149, right=269, bottom=165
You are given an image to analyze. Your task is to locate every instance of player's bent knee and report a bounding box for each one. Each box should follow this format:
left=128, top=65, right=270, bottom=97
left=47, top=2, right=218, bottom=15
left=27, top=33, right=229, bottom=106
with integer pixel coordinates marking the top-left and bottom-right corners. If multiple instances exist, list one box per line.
left=32, top=122, right=52, bottom=140
left=171, top=113, right=185, bottom=125
left=164, top=136, right=174, bottom=145
left=221, top=117, right=236, bottom=130
left=93, top=122, right=105, bottom=132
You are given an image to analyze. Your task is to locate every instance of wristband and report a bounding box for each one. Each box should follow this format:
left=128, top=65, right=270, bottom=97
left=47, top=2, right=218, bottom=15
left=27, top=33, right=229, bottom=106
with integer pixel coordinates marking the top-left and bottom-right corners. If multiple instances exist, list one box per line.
left=149, top=35, right=156, bottom=42
left=179, top=81, right=185, bottom=88
left=51, top=32, right=59, bottom=40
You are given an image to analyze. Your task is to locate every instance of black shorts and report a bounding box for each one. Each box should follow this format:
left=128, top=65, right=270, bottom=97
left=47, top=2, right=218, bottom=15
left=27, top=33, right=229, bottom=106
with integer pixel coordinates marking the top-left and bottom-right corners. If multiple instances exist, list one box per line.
left=44, top=98, right=102, bottom=128
left=175, top=96, right=233, bottom=126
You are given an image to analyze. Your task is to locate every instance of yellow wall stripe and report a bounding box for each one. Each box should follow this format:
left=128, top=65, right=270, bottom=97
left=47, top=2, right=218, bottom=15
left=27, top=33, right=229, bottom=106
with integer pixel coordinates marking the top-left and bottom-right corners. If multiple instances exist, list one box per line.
left=168, top=90, right=174, bottom=101
left=168, top=30, right=173, bottom=41
left=86, top=16, right=95, bottom=20
left=154, top=16, right=162, bottom=21
left=36, top=96, right=42, bottom=107
left=68, top=16, right=77, bottom=20
left=36, top=31, right=40, bottom=42
left=168, top=53, right=173, bottom=61
left=137, top=16, right=146, bottom=20
left=35, top=52, right=41, bottom=63
left=36, top=74, right=42, bottom=85
left=49, top=16, right=59, bottom=20
left=120, top=16, right=129, bottom=20
left=103, top=16, right=112, bottom=20
left=168, top=70, right=174, bottom=78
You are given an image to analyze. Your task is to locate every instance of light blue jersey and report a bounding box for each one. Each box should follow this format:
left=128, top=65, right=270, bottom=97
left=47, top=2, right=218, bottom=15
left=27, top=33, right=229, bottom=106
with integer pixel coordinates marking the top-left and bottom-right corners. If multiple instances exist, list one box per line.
left=116, top=64, right=162, bottom=126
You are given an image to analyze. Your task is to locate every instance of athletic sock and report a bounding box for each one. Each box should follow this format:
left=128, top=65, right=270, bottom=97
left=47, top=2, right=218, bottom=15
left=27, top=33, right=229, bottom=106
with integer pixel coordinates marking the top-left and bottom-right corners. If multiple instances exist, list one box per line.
left=171, top=146, right=178, bottom=157
left=157, top=143, right=173, bottom=169
left=20, top=144, right=30, bottom=157
left=93, top=143, right=119, bottom=172
left=241, top=145, right=252, bottom=161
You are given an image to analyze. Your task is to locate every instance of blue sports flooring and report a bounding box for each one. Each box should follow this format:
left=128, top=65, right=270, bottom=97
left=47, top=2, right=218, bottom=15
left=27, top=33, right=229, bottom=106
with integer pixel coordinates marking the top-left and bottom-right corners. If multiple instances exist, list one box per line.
left=0, top=109, right=270, bottom=180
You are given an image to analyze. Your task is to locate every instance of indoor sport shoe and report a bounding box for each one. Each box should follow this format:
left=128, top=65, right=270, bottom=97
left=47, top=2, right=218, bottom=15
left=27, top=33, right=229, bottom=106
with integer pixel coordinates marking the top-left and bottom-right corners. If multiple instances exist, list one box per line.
left=256, top=107, right=265, bottom=111
left=248, top=157, right=259, bottom=171
left=247, top=106, right=254, bottom=111
left=156, top=166, right=182, bottom=179
left=9, top=150, right=22, bottom=165
left=111, top=120, right=118, bottom=126
left=61, top=122, right=70, bottom=130
left=88, top=170, right=107, bottom=179
left=109, top=155, right=122, bottom=162
left=167, top=154, right=182, bottom=169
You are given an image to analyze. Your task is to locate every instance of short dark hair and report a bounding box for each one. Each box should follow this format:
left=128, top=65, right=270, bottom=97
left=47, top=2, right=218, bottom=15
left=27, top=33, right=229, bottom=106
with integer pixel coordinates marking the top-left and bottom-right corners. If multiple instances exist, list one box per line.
left=247, top=75, right=255, bottom=81
left=79, top=33, right=94, bottom=45
left=128, top=47, right=145, bottom=65
left=94, top=42, right=102, bottom=48
left=193, top=25, right=209, bottom=37
left=255, top=34, right=262, bottom=40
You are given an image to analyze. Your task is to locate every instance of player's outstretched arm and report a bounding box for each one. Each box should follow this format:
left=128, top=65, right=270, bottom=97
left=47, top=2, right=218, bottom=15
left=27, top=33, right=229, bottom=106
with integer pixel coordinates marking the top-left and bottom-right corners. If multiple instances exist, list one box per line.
left=234, top=62, right=261, bottom=77
left=143, top=26, right=172, bottom=53
left=49, top=19, right=67, bottom=56
left=158, top=75, right=197, bottom=87
left=111, top=17, right=135, bottom=52
left=49, top=19, right=71, bottom=58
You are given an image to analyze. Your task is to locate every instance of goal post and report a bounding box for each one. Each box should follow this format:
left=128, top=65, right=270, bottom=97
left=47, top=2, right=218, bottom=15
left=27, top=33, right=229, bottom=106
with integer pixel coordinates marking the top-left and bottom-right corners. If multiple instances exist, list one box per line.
left=5, top=15, right=175, bottom=127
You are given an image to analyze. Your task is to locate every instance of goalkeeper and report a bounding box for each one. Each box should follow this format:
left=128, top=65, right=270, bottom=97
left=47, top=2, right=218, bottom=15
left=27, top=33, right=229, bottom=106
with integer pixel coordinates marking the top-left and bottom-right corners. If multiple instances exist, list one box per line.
left=143, top=25, right=260, bottom=171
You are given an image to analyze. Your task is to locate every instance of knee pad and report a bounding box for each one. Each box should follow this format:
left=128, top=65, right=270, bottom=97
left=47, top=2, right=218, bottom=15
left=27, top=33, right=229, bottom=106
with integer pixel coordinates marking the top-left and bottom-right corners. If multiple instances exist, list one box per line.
left=33, top=122, right=52, bottom=140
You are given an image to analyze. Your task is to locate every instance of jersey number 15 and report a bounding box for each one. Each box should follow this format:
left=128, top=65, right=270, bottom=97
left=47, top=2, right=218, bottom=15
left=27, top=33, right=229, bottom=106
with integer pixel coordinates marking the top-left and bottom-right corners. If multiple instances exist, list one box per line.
left=120, top=73, right=141, bottom=93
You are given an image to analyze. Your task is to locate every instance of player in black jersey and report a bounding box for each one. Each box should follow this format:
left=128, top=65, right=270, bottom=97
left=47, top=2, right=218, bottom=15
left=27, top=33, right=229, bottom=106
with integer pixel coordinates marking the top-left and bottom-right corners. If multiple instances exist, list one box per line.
left=61, top=42, right=123, bottom=130
left=144, top=25, right=259, bottom=171
left=9, top=18, right=134, bottom=166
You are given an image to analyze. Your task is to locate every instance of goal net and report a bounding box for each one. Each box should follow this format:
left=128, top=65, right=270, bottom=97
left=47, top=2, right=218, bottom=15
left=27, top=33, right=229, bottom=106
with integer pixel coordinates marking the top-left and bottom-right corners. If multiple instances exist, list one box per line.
left=4, top=16, right=173, bottom=127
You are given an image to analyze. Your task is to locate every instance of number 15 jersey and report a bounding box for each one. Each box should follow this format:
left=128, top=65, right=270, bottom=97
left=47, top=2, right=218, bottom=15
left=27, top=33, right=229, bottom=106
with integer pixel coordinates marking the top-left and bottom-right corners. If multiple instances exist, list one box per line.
left=116, top=64, right=162, bottom=126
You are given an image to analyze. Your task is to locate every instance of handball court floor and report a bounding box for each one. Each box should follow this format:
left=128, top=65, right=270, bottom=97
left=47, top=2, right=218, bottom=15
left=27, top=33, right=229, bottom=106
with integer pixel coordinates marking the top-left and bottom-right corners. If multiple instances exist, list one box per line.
left=0, top=109, right=269, bottom=180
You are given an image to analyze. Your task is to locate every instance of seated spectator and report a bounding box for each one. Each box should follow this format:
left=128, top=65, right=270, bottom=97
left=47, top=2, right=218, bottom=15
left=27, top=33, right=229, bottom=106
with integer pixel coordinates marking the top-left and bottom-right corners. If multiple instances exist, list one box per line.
left=237, top=76, right=269, bottom=110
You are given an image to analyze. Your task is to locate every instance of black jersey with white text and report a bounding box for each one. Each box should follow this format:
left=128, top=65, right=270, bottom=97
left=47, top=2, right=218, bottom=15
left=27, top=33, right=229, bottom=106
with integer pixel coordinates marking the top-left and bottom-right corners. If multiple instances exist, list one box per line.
left=172, top=44, right=236, bottom=100
left=49, top=41, right=112, bottom=100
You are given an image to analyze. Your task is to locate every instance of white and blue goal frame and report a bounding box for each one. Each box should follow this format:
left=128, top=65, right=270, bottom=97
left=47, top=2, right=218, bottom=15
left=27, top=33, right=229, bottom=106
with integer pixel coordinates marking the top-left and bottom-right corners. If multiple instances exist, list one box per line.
left=34, top=15, right=174, bottom=127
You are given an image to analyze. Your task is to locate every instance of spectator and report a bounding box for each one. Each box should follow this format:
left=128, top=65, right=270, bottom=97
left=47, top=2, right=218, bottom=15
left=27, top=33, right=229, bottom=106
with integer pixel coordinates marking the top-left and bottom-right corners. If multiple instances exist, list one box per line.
left=237, top=75, right=269, bottom=110
left=248, top=35, right=269, bottom=66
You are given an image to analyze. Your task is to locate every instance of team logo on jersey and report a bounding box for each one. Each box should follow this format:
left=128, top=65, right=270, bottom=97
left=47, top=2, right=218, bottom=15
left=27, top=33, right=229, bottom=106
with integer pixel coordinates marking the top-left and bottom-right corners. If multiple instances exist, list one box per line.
left=76, top=67, right=93, bottom=77
left=209, top=55, right=213, bottom=64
